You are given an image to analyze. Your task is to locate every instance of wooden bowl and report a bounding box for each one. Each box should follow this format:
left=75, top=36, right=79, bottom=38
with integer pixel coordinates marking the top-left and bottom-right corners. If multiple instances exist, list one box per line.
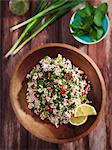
left=10, top=43, right=106, bottom=143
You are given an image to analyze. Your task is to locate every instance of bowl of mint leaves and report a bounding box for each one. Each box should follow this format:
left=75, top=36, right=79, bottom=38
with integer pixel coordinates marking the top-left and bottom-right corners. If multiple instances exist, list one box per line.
left=70, top=2, right=109, bottom=44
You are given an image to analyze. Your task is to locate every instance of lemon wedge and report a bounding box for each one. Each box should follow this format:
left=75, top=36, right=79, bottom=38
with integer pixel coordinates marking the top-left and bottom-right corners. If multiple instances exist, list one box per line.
left=75, top=104, right=97, bottom=117
left=70, top=116, right=88, bottom=126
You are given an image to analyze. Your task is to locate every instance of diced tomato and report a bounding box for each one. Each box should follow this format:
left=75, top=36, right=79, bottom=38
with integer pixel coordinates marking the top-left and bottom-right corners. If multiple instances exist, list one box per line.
left=82, top=92, right=86, bottom=96
left=47, top=103, right=53, bottom=113
left=85, top=84, right=89, bottom=89
left=47, top=87, right=51, bottom=90
left=67, top=73, right=72, bottom=80
left=49, top=107, right=53, bottom=113
left=31, top=84, right=35, bottom=89
left=34, top=93, right=39, bottom=98
left=60, top=87, right=66, bottom=94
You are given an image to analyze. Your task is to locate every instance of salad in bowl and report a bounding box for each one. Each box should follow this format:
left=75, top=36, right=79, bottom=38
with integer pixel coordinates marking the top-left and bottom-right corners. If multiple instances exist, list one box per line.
left=26, top=54, right=97, bottom=127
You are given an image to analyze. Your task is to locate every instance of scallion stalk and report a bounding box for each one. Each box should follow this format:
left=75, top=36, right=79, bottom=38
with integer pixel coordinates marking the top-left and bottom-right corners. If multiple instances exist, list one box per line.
left=10, top=0, right=68, bottom=31
left=12, top=0, right=86, bottom=56
left=5, top=0, right=86, bottom=57
left=5, top=0, right=49, bottom=58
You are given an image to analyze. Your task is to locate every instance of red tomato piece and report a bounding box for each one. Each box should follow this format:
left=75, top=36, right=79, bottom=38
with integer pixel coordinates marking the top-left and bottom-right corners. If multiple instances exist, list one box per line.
left=60, top=88, right=66, bottom=94
left=31, top=84, right=35, bottom=89
left=82, top=92, right=86, bottom=96
left=34, top=93, right=39, bottom=98
left=85, top=84, right=89, bottom=89
left=67, top=73, right=72, bottom=80
left=49, top=108, right=53, bottom=113
left=47, top=103, right=53, bottom=113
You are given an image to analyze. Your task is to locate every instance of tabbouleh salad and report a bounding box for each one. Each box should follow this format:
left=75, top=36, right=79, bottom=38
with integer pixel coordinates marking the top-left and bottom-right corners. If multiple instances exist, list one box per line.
left=26, top=54, right=91, bottom=127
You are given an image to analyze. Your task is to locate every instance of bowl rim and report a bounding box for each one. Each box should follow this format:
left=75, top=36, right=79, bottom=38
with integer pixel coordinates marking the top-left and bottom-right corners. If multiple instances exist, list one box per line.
left=10, top=43, right=106, bottom=143
left=69, top=8, right=110, bottom=45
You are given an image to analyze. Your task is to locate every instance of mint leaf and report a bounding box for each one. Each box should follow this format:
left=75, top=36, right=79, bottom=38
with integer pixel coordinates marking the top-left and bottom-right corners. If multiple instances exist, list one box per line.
left=97, top=3, right=108, bottom=15
left=94, top=11, right=103, bottom=27
left=94, top=3, right=108, bottom=27
left=70, top=23, right=83, bottom=30
left=95, top=26, right=104, bottom=40
left=77, top=3, right=95, bottom=18
left=84, top=3, right=94, bottom=16
left=72, top=29, right=86, bottom=36
left=89, top=28, right=97, bottom=41
left=83, top=17, right=94, bottom=30
left=77, top=8, right=88, bottom=18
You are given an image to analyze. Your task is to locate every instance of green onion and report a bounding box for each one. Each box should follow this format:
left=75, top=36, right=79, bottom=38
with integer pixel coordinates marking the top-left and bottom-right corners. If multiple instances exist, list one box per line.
left=5, top=0, right=86, bottom=57
left=11, top=13, right=63, bottom=55
left=5, top=0, right=49, bottom=58
left=12, top=0, right=86, bottom=56
left=10, top=0, right=68, bottom=31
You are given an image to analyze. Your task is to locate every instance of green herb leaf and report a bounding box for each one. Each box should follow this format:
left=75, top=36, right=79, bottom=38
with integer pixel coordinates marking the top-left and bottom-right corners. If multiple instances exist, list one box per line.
left=94, top=11, right=103, bottom=27
left=96, top=3, right=108, bottom=15
left=84, top=3, right=94, bottom=16
left=59, top=73, right=63, bottom=79
left=94, top=3, right=108, bottom=27
left=82, top=16, right=94, bottom=30
left=77, top=3, right=95, bottom=18
left=40, top=104, right=45, bottom=109
left=70, top=23, right=83, bottom=30
left=95, top=26, right=104, bottom=40
left=72, top=29, right=86, bottom=36
left=77, top=8, right=88, bottom=18
left=30, top=69, right=37, bottom=76
left=37, top=80, right=44, bottom=86
left=89, top=28, right=97, bottom=41
left=37, top=88, right=44, bottom=93
left=54, top=88, right=59, bottom=92
left=50, top=74, right=56, bottom=81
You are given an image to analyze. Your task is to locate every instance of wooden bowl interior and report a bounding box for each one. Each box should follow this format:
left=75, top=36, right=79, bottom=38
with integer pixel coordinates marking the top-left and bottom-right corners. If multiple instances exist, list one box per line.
left=11, top=46, right=102, bottom=143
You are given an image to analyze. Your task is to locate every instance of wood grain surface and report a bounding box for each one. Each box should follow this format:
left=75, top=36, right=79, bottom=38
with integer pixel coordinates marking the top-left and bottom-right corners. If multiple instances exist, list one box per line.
left=0, top=0, right=112, bottom=150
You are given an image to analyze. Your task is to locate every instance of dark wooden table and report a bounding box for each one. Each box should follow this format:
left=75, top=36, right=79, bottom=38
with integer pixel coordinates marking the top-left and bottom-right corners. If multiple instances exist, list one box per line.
left=0, top=0, right=112, bottom=149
